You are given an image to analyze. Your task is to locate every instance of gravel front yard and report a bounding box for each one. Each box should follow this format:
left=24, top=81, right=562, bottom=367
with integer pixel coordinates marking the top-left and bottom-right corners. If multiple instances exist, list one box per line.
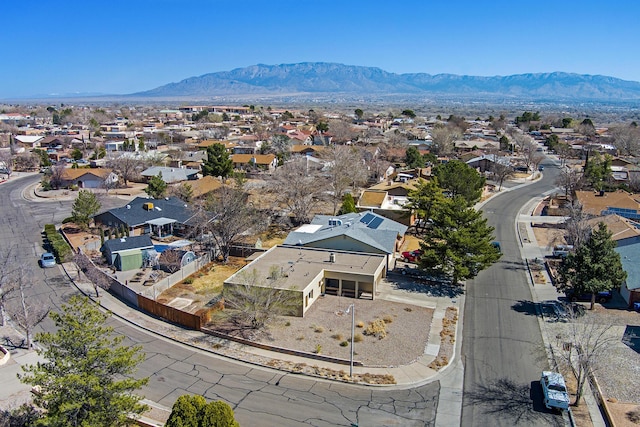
left=255, top=295, right=434, bottom=367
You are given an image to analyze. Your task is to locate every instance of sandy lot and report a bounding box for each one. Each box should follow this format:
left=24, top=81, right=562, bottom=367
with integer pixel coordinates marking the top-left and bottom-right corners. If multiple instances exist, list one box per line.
left=219, top=295, right=434, bottom=367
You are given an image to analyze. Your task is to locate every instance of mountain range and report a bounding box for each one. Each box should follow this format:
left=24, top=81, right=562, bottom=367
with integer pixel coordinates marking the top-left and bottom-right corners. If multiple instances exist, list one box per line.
left=132, top=62, right=640, bottom=102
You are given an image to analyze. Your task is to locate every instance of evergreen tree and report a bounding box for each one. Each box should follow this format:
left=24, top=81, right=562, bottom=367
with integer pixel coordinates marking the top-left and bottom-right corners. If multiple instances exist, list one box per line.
left=145, top=172, right=168, bottom=199
left=404, top=146, right=425, bottom=169
left=202, top=143, right=233, bottom=179
left=166, top=395, right=239, bottom=427
left=338, top=193, right=357, bottom=215
left=71, top=190, right=102, bottom=231
left=434, top=160, right=485, bottom=206
left=419, top=195, right=500, bottom=285
left=19, top=296, right=148, bottom=427
left=559, top=222, right=627, bottom=310
left=406, top=178, right=446, bottom=236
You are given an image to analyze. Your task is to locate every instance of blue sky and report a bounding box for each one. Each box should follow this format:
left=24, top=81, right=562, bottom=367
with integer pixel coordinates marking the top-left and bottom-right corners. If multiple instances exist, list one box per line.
left=3, top=0, right=639, bottom=98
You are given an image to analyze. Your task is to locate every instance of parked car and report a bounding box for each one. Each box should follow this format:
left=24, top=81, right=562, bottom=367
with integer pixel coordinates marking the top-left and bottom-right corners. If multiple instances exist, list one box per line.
left=39, top=252, right=56, bottom=268
left=538, top=165, right=545, bottom=171
left=401, top=249, right=422, bottom=263
left=541, top=371, right=570, bottom=410
left=552, top=245, right=573, bottom=258
left=565, top=289, right=613, bottom=303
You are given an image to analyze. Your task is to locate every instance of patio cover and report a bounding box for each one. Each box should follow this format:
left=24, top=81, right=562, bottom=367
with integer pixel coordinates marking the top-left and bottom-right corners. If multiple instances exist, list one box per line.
left=145, top=217, right=177, bottom=226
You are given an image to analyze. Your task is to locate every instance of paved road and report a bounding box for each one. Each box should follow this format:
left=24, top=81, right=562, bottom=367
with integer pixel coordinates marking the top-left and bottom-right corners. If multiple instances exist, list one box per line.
left=2, top=175, right=440, bottom=427
left=461, top=160, right=565, bottom=426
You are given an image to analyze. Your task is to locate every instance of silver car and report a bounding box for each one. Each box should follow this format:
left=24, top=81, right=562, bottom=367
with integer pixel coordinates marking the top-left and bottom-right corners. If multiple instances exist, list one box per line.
left=40, top=252, right=57, bottom=268
left=541, top=371, right=570, bottom=410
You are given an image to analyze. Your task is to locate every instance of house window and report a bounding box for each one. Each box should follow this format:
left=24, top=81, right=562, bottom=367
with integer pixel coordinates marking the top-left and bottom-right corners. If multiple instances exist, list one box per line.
left=309, top=289, right=314, bottom=300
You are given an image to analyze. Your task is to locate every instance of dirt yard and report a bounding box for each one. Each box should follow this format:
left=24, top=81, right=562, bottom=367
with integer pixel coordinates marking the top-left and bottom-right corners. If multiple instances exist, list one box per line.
left=246, top=295, right=434, bottom=367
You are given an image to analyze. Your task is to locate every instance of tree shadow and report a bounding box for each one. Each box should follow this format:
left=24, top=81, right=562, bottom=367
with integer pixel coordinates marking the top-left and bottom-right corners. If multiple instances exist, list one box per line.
left=511, top=300, right=539, bottom=317
left=385, top=274, right=464, bottom=298
left=463, top=377, right=562, bottom=425
left=622, top=325, right=640, bottom=354
left=496, top=260, right=528, bottom=272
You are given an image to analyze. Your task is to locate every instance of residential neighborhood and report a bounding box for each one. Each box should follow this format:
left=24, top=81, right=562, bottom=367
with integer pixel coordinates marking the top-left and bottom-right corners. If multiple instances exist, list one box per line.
left=1, top=102, right=640, bottom=427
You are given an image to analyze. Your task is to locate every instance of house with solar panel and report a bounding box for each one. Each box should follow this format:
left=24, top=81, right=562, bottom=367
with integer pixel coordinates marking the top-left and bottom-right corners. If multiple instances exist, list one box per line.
left=283, top=211, right=407, bottom=271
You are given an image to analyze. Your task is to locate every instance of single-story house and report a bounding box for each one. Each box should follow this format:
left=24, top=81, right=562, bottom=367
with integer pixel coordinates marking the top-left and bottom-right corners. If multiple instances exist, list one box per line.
left=231, top=154, right=277, bottom=171
left=141, top=166, right=200, bottom=184
left=575, top=190, right=640, bottom=221
left=101, top=235, right=154, bottom=271
left=60, top=168, right=119, bottom=189
left=283, top=211, right=407, bottom=270
left=224, top=245, right=387, bottom=316
left=94, top=197, right=196, bottom=239
left=614, top=240, right=640, bottom=308
left=357, top=179, right=419, bottom=225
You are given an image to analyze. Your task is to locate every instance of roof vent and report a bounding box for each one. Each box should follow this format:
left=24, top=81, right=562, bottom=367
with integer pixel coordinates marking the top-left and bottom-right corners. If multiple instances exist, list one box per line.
left=126, top=205, right=131, bottom=209
left=120, top=238, right=126, bottom=242
left=329, top=252, right=336, bottom=263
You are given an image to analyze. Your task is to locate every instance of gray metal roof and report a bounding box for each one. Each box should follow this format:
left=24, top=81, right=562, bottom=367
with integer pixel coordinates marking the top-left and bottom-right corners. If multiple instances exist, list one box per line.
left=284, top=211, right=407, bottom=254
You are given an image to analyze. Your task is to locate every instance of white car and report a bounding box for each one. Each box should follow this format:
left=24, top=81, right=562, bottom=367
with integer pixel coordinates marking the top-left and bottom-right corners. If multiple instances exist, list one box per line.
left=541, top=371, right=570, bottom=410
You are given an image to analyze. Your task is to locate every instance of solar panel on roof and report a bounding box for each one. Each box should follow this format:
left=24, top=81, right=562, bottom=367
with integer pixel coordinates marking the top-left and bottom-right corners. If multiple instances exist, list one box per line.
left=368, top=216, right=384, bottom=229
left=360, top=212, right=375, bottom=225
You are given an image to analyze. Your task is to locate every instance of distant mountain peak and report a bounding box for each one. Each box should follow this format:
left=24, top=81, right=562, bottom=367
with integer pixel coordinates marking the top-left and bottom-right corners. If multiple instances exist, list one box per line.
left=132, top=62, right=640, bottom=102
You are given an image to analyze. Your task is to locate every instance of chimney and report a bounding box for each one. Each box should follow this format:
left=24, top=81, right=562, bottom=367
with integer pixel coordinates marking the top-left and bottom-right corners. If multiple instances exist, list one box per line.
left=329, top=252, right=336, bottom=263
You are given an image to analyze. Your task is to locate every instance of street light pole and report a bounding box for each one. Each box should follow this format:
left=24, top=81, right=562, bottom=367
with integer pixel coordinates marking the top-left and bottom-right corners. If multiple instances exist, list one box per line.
left=346, top=303, right=355, bottom=377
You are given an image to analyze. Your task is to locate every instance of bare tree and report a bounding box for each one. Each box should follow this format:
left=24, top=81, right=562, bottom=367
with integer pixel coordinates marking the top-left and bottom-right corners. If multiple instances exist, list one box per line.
left=12, top=152, right=39, bottom=172
left=0, top=247, right=19, bottom=326
left=194, top=185, right=266, bottom=263
left=107, top=154, right=144, bottom=186
left=430, top=124, right=460, bottom=156
left=555, top=304, right=619, bottom=407
left=223, top=268, right=300, bottom=330
left=74, top=253, right=111, bottom=297
left=158, top=250, right=183, bottom=273
left=609, top=124, right=640, bottom=156
left=555, top=166, right=582, bottom=197
left=489, top=161, right=515, bottom=191
left=270, top=156, right=325, bottom=224
left=48, top=163, right=66, bottom=189
left=322, top=145, right=369, bottom=215
left=328, top=119, right=356, bottom=144
left=563, top=201, right=592, bottom=249
left=5, top=268, right=49, bottom=349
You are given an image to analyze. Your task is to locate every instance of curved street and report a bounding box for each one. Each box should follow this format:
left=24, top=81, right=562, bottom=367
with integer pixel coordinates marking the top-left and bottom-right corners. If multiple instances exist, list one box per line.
left=462, top=159, right=565, bottom=426
left=1, top=175, right=440, bottom=427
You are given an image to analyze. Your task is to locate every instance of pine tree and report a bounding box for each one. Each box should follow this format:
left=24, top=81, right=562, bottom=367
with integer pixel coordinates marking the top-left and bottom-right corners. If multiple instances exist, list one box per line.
left=202, top=143, right=233, bottom=179
left=71, top=190, right=102, bottom=231
left=338, top=193, right=357, bottom=215
left=419, top=195, right=500, bottom=285
left=559, top=222, right=627, bottom=309
left=19, top=296, right=148, bottom=426
left=145, top=172, right=167, bottom=199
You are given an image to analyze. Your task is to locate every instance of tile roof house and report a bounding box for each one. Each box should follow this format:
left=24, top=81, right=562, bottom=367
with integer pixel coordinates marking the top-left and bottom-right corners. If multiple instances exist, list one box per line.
left=60, top=168, right=119, bottom=189
left=182, top=175, right=222, bottom=199
left=231, top=154, right=277, bottom=171
left=94, top=197, right=196, bottom=239
left=225, top=245, right=387, bottom=316
left=357, top=179, right=419, bottom=225
left=575, top=190, right=640, bottom=221
left=283, top=211, right=407, bottom=270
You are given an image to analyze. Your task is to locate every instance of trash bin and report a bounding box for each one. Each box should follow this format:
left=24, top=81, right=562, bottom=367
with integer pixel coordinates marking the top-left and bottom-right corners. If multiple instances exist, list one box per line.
left=633, top=302, right=640, bottom=312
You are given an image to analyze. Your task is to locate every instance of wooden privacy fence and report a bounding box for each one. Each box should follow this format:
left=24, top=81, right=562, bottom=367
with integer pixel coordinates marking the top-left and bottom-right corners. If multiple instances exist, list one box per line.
left=137, top=294, right=204, bottom=330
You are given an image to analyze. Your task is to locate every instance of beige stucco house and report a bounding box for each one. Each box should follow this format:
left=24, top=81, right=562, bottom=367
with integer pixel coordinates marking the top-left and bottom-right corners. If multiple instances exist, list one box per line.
left=224, top=245, right=387, bottom=317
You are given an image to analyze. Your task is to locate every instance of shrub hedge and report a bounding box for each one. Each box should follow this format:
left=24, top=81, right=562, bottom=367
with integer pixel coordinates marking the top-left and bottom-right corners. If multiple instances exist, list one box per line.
left=44, top=224, right=73, bottom=262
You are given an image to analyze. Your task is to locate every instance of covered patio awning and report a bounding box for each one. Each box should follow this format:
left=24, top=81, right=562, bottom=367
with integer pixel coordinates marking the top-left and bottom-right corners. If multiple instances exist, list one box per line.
left=145, top=217, right=177, bottom=226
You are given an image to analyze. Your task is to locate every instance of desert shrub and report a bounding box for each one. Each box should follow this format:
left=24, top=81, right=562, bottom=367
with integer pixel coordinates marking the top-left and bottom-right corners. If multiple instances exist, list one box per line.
left=331, top=333, right=344, bottom=340
left=314, top=344, right=322, bottom=354
left=364, top=319, right=387, bottom=339
left=313, top=325, right=324, bottom=333
left=296, top=335, right=304, bottom=341
left=382, top=315, right=394, bottom=324
left=353, top=333, right=363, bottom=343
left=627, top=406, right=640, bottom=423
left=340, top=341, right=349, bottom=347
left=404, top=307, right=413, bottom=312
left=285, top=321, right=291, bottom=327
left=182, top=277, right=194, bottom=285
left=356, top=320, right=364, bottom=328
